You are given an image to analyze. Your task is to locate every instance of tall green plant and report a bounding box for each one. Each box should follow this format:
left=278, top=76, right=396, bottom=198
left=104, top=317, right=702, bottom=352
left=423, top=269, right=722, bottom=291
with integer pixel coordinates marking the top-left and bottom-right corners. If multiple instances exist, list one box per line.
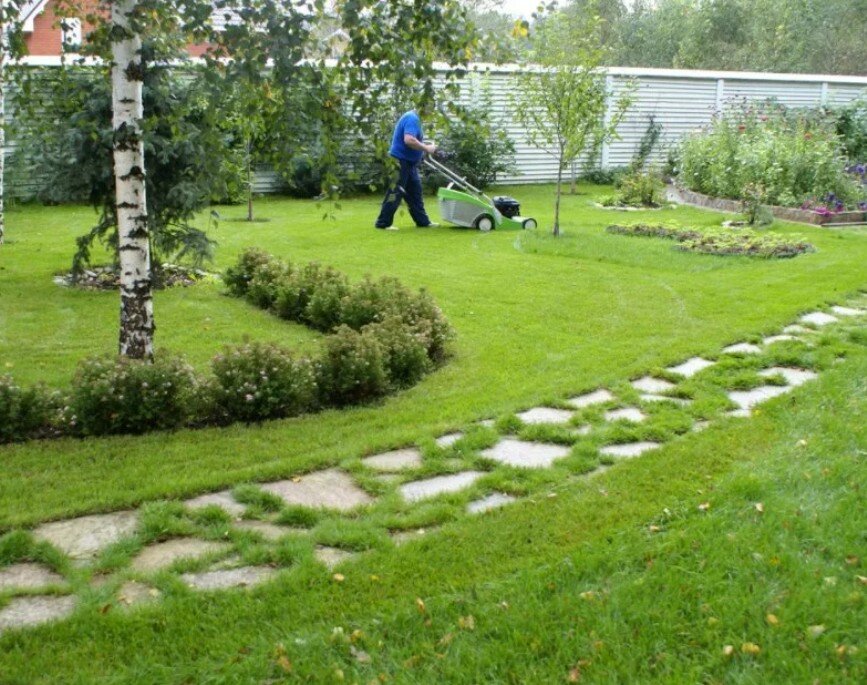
left=511, top=10, right=632, bottom=235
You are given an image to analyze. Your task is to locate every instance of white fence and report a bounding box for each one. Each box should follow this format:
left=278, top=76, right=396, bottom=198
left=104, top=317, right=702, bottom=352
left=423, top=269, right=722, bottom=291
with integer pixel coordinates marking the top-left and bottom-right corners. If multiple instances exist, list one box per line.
left=4, top=60, right=867, bottom=196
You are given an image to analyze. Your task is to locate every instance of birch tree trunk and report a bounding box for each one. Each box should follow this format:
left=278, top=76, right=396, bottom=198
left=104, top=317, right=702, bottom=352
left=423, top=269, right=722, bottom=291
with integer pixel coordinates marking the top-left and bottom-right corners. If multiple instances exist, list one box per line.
left=111, top=0, right=153, bottom=359
left=1, top=1, right=7, bottom=246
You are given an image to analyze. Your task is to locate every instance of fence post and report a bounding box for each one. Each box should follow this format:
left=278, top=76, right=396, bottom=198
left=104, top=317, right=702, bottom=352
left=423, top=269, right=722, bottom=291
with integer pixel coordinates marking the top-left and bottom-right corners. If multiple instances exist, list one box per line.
left=715, top=78, right=725, bottom=115
left=600, top=74, right=614, bottom=170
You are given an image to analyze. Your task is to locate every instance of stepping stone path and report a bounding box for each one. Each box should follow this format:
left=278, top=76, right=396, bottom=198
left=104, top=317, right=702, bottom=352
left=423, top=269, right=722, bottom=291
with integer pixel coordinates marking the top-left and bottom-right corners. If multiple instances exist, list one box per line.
left=400, top=471, right=484, bottom=502
left=435, top=432, right=464, bottom=448
left=722, top=342, right=762, bottom=355
left=639, top=394, right=691, bottom=405
left=481, top=439, right=571, bottom=469
left=0, top=596, right=77, bottom=635
left=600, top=442, right=660, bottom=459
left=361, top=448, right=422, bottom=472
left=234, top=520, right=294, bottom=541
left=763, top=334, right=798, bottom=345
left=831, top=305, right=864, bottom=317
left=7, top=299, right=856, bottom=636
left=184, top=491, right=246, bottom=518
left=567, top=389, right=614, bottom=408
left=32, top=511, right=139, bottom=561
left=800, top=312, right=838, bottom=326
left=131, top=539, right=231, bottom=573
left=468, top=493, right=517, bottom=514
left=666, top=357, right=715, bottom=378
left=604, top=407, right=646, bottom=423
left=0, top=564, right=65, bottom=592
left=117, top=581, right=161, bottom=608
left=181, top=566, right=276, bottom=591
left=261, top=469, right=373, bottom=511
left=314, top=546, right=355, bottom=569
left=631, top=376, right=675, bottom=394
left=516, top=407, right=574, bottom=425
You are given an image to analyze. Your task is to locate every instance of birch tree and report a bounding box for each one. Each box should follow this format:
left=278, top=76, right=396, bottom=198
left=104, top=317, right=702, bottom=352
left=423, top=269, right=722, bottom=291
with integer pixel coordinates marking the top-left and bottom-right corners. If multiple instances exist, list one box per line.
left=512, top=11, right=632, bottom=236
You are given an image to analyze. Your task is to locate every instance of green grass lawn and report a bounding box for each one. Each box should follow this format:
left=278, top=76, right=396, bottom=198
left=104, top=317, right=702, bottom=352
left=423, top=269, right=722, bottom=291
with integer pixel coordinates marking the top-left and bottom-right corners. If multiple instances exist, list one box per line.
left=0, top=184, right=865, bottom=682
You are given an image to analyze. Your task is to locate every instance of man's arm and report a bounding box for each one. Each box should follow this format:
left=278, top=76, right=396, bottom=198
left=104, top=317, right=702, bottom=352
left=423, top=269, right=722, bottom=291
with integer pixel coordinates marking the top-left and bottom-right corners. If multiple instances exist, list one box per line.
left=404, top=134, right=436, bottom=155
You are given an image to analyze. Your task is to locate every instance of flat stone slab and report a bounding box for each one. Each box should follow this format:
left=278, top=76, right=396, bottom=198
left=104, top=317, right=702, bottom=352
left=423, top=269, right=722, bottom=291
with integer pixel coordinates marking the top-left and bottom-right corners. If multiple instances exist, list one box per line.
left=692, top=420, right=711, bottom=432
left=467, top=493, right=517, bottom=514
left=0, top=564, right=65, bottom=592
left=571, top=424, right=592, bottom=436
left=233, top=520, right=292, bottom=541
left=314, top=546, right=355, bottom=570
left=758, top=367, right=818, bottom=387
left=184, top=491, right=246, bottom=518
left=728, top=385, right=791, bottom=410
left=800, top=312, right=838, bottom=327
left=666, top=357, right=716, bottom=378
left=566, top=389, right=614, bottom=409
left=261, top=469, right=373, bottom=511
left=375, top=474, right=403, bottom=485
left=361, top=448, right=422, bottom=472
left=399, top=471, right=484, bottom=502
left=831, top=305, right=864, bottom=317
left=32, top=511, right=139, bottom=560
left=783, top=324, right=811, bottom=334
left=131, top=538, right=231, bottom=573
left=516, top=407, right=573, bottom=425
left=639, top=393, right=691, bottom=405
left=480, top=439, right=571, bottom=469
left=631, top=376, right=675, bottom=394
left=726, top=408, right=752, bottom=418
left=391, top=529, right=431, bottom=545
left=181, top=566, right=276, bottom=591
left=722, top=342, right=762, bottom=355
left=117, top=581, right=162, bottom=608
left=435, top=432, right=464, bottom=448
left=477, top=419, right=495, bottom=428
left=600, top=442, right=660, bottom=458
left=0, top=595, right=77, bottom=635
left=763, top=335, right=798, bottom=345
left=604, top=407, right=646, bottom=423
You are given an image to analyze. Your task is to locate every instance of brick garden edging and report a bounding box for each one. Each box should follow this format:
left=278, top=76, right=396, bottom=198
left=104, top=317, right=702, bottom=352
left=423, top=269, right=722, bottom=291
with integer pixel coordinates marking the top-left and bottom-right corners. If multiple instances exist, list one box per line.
left=668, top=185, right=867, bottom=227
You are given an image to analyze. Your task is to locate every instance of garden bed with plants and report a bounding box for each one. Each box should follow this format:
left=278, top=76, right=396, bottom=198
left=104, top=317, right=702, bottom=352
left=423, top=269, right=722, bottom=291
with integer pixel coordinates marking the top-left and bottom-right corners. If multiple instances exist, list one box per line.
left=0, top=249, right=452, bottom=443
left=606, top=223, right=815, bottom=258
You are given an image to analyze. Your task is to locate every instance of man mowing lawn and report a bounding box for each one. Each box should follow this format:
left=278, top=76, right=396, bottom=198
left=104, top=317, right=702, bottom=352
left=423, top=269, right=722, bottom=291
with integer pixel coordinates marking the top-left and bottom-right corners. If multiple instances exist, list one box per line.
left=374, top=103, right=440, bottom=231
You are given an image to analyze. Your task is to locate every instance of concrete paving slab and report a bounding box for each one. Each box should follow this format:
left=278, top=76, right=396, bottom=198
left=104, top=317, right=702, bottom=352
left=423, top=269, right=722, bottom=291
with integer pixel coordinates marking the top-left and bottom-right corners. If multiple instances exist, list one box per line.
left=314, top=546, right=355, bottom=570
left=666, top=357, right=716, bottom=378
left=599, top=442, right=660, bottom=459
left=639, top=394, right=691, bottom=405
left=131, top=538, right=231, bottom=573
left=763, top=335, right=798, bottom=345
left=233, top=520, right=293, bottom=541
left=728, top=385, right=791, bottom=410
left=32, top=511, right=139, bottom=560
left=722, top=342, right=762, bottom=354
left=566, top=389, right=614, bottom=409
left=435, top=432, right=464, bottom=448
left=604, top=407, right=646, bottom=423
left=783, top=324, right=811, bottom=334
left=831, top=305, right=864, bottom=317
left=0, top=564, right=65, bottom=592
left=800, top=312, right=838, bottom=326
left=361, top=448, right=422, bottom=472
left=758, top=367, right=818, bottom=387
left=181, top=566, right=276, bottom=591
left=480, top=439, right=571, bottom=468
left=0, top=595, right=77, bottom=635
left=261, top=469, right=373, bottom=511
left=391, top=529, right=431, bottom=546
left=117, top=581, right=162, bottom=608
left=399, top=471, right=484, bottom=502
left=183, top=491, right=246, bottom=518
left=516, top=407, right=574, bottom=425
left=467, top=493, right=517, bottom=514
left=631, top=376, right=675, bottom=393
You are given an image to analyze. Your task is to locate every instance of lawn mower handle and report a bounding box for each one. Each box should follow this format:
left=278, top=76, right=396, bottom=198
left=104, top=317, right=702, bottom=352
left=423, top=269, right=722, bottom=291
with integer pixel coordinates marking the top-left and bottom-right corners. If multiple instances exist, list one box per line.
left=422, top=154, right=492, bottom=204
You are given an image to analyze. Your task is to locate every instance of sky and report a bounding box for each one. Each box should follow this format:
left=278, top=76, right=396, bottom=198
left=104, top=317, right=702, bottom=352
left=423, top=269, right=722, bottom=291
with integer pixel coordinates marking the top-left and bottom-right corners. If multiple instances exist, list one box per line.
left=496, top=0, right=545, bottom=18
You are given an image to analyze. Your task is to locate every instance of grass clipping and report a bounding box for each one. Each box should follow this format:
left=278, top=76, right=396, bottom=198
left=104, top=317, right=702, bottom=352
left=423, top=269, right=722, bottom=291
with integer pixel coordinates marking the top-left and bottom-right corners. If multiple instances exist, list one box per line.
left=606, top=224, right=815, bottom=258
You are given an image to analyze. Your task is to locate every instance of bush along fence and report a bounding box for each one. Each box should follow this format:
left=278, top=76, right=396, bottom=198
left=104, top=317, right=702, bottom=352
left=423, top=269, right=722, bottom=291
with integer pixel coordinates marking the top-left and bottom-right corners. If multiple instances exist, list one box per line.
left=0, top=250, right=452, bottom=443
left=605, top=224, right=815, bottom=258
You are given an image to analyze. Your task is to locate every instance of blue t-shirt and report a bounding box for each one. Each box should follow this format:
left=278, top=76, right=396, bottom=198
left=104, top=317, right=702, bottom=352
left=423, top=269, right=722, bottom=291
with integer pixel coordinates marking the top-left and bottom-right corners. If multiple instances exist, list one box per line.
left=389, top=111, right=424, bottom=163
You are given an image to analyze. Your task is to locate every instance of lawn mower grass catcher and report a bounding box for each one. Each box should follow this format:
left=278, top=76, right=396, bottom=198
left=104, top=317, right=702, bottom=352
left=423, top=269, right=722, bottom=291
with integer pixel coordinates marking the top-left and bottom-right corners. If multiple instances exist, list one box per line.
left=423, top=154, right=537, bottom=232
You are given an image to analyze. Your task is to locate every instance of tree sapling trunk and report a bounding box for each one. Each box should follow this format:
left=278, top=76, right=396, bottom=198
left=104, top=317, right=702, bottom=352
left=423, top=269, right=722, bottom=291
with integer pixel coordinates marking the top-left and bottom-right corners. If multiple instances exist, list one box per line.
left=112, top=0, right=154, bottom=359
left=246, top=137, right=254, bottom=221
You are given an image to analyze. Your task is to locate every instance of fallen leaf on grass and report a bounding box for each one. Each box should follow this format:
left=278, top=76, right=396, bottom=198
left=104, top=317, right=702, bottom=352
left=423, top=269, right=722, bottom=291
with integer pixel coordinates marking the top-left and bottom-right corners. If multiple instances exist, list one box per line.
left=291, top=476, right=302, bottom=483
left=741, top=642, right=761, bottom=655
left=766, top=614, right=780, bottom=626
left=857, top=575, right=867, bottom=585
left=276, top=655, right=292, bottom=673
left=722, top=645, right=734, bottom=657
left=351, top=646, right=372, bottom=664
left=648, top=525, right=661, bottom=533
left=332, top=573, right=345, bottom=583
left=458, top=615, right=475, bottom=631
left=845, top=556, right=859, bottom=566
left=808, top=625, right=826, bottom=638
left=438, top=632, right=454, bottom=647
left=698, top=502, right=710, bottom=512
left=755, top=502, right=764, bottom=513
left=579, top=591, right=595, bottom=601
left=415, top=597, right=426, bottom=614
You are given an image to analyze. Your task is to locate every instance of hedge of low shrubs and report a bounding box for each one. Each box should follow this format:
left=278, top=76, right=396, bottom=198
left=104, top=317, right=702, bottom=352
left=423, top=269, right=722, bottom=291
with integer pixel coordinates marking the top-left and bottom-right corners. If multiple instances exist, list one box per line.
left=606, top=224, right=815, bottom=258
left=0, top=252, right=452, bottom=443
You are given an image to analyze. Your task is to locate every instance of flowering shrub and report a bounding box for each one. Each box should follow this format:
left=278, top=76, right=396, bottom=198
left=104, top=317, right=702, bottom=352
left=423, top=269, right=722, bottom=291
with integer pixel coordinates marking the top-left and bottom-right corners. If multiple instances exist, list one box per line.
left=316, top=326, right=389, bottom=406
left=69, top=356, right=197, bottom=436
left=273, top=263, right=350, bottom=331
left=604, top=169, right=666, bottom=207
left=210, top=343, right=316, bottom=423
left=679, top=102, right=860, bottom=208
left=0, top=376, right=61, bottom=443
left=367, top=316, right=433, bottom=388
left=223, top=248, right=274, bottom=297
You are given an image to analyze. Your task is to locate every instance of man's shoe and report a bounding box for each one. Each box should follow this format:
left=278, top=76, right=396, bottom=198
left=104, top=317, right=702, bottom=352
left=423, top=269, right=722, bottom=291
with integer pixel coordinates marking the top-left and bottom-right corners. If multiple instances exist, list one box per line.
left=418, top=222, right=440, bottom=228
left=376, top=225, right=399, bottom=231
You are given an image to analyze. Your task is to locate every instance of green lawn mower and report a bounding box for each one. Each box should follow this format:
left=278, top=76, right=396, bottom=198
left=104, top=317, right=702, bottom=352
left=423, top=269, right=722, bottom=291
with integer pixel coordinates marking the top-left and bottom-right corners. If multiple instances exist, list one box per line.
left=423, top=154, right=537, bottom=231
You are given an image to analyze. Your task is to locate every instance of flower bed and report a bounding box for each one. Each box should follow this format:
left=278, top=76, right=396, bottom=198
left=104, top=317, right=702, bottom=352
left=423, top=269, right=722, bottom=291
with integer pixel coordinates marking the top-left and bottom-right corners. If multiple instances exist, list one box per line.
left=606, top=224, right=815, bottom=258
left=0, top=251, right=453, bottom=443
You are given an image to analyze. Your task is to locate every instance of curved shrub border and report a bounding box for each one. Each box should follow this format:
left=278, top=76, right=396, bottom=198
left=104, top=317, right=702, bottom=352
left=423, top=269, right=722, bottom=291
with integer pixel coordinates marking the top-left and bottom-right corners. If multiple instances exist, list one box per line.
left=605, top=224, right=815, bottom=259
left=0, top=250, right=452, bottom=443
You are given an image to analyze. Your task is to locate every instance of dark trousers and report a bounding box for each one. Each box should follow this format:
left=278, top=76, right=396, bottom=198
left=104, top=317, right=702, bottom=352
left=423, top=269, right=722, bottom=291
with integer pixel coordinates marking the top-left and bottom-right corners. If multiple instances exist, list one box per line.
left=375, top=158, right=431, bottom=227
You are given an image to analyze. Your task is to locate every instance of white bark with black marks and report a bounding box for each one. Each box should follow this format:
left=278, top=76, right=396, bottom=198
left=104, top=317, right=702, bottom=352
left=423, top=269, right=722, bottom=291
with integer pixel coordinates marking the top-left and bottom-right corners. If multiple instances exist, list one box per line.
left=112, top=0, right=153, bottom=359
left=1, top=0, right=7, bottom=246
